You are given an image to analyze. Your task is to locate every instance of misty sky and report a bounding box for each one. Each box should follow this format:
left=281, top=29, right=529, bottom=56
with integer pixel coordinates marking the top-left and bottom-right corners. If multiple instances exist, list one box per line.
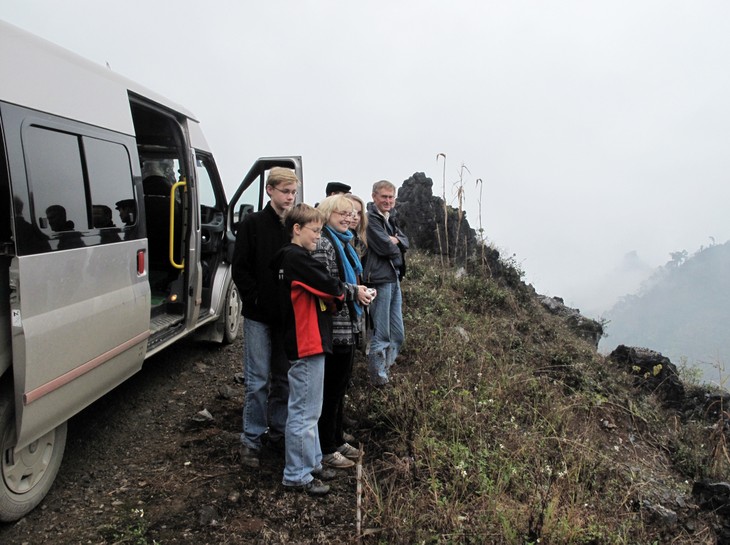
left=5, top=1, right=730, bottom=317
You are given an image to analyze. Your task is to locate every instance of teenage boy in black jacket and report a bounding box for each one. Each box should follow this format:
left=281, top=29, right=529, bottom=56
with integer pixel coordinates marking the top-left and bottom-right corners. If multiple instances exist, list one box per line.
left=232, top=167, right=298, bottom=468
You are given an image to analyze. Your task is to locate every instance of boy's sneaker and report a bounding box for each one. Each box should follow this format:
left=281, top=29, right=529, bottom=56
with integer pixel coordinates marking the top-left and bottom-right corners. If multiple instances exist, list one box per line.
left=283, top=478, right=330, bottom=497
left=311, top=467, right=338, bottom=481
left=337, top=442, right=361, bottom=461
left=322, top=451, right=355, bottom=469
left=238, top=445, right=260, bottom=468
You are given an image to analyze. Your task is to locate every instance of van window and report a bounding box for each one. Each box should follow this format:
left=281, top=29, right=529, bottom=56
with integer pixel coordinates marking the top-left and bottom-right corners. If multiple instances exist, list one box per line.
left=25, top=126, right=87, bottom=237
left=195, top=156, right=217, bottom=210
left=84, top=137, right=136, bottom=229
left=22, top=125, right=135, bottom=250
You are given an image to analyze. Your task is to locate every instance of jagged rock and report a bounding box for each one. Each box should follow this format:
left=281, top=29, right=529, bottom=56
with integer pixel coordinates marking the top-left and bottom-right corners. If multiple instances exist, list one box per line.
left=192, top=408, right=214, bottom=422
left=642, top=500, right=679, bottom=527
left=396, top=172, right=478, bottom=262
left=693, top=481, right=730, bottom=516
left=539, top=295, right=604, bottom=348
left=218, top=384, right=236, bottom=399
left=609, top=345, right=685, bottom=407
left=693, top=481, right=730, bottom=540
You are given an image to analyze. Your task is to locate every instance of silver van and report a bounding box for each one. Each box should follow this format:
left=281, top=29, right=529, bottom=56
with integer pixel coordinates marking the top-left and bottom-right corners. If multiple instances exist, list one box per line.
left=0, top=20, right=302, bottom=521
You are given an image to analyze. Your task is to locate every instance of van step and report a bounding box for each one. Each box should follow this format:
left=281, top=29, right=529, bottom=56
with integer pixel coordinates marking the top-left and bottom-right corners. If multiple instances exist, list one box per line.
left=150, top=313, right=184, bottom=335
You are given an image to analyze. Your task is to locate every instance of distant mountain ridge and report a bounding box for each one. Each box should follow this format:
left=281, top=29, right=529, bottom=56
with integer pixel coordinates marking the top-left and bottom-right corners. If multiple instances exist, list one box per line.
left=601, top=240, right=730, bottom=384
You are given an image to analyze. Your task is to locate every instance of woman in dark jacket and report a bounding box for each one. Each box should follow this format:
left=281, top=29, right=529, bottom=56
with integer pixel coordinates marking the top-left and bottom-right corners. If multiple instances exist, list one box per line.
left=312, top=195, right=373, bottom=469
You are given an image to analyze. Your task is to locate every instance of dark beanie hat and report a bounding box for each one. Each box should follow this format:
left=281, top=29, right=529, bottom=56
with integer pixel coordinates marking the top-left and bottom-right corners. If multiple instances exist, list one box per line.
left=325, top=181, right=351, bottom=195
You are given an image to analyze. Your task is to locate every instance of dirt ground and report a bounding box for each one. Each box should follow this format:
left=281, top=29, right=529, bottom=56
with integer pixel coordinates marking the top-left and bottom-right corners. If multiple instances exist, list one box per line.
left=0, top=333, right=363, bottom=544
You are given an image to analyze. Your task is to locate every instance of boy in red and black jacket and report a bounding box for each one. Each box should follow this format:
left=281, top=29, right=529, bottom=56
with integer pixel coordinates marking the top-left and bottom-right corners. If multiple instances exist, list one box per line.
left=270, top=203, right=345, bottom=496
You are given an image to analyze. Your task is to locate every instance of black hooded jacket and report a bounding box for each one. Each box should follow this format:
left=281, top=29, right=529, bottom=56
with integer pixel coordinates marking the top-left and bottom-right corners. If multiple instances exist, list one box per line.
left=231, top=202, right=287, bottom=324
left=270, top=243, right=345, bottom=360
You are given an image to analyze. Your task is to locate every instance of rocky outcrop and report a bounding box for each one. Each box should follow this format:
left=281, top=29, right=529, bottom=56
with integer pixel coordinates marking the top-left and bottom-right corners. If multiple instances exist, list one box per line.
left=395, top=172, right=478, bottom=263
left=539, top=295, right=604, bottom=348
left=692, top=481, right=730, bottom=543
left=609, top=345, right=686, bottom=407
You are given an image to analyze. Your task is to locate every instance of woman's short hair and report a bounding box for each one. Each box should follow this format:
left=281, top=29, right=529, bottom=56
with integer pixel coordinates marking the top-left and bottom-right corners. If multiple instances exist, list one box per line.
left=317, top=194, right=353, bottom=222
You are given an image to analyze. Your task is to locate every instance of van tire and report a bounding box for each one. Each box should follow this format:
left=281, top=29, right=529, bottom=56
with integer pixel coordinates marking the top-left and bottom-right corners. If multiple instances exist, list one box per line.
left=0, top=394, right=67, bottom=522
left=222, top=280, right=241, bottom=344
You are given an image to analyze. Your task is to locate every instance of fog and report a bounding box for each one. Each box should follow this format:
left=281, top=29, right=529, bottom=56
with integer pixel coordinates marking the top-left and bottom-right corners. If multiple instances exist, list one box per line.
left=5, top=1, right=730, bottom=316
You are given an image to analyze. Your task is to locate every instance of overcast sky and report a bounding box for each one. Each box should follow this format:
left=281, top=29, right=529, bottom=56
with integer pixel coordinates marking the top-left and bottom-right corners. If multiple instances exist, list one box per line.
left=5, top=1, right=730, bottom=316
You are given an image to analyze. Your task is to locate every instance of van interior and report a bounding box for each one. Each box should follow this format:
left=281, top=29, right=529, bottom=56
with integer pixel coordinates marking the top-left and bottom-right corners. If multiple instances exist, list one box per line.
left=130, top=101, right=189, bottom=342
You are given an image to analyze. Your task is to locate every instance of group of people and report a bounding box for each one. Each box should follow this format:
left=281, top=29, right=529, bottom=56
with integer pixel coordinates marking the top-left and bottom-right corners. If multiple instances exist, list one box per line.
left=231, top=168, right=409, bottom=496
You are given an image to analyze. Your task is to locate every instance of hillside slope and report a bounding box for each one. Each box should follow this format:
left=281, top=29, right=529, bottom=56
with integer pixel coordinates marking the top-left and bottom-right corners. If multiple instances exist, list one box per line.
left=354, top=250, right=729, bottom=544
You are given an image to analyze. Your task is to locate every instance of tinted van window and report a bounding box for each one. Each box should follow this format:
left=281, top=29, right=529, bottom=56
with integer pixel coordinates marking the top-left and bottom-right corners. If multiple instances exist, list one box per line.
left=21, top=125, right=135, bottom=251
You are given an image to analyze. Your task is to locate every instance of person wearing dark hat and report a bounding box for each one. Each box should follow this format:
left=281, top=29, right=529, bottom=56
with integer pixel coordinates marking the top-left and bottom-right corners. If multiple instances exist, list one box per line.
left=325, top=181, right=351, bottom=196
left=115, top=199, right=136, bottom=226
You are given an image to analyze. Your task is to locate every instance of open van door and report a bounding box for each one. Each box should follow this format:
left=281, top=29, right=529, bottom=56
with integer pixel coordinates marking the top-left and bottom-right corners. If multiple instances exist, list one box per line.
left=227, top=156, right=303, bottom=238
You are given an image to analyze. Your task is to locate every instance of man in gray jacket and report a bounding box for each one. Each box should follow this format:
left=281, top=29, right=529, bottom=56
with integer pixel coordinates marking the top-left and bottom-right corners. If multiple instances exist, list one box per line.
left=362, top=180, right=409, bottom=386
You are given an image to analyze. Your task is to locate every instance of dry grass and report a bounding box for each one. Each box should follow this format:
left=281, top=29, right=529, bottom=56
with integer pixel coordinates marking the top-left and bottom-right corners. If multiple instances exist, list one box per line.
left=352, top=251, right=726, bottom=544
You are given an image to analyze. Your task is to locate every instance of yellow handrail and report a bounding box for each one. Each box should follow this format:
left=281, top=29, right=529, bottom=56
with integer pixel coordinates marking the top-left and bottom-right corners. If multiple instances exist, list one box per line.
left=169, top=179, right=186, bottom=269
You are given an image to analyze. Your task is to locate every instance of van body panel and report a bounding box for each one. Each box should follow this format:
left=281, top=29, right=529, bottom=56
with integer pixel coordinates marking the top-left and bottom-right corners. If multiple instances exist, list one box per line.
left=10, top=241, right=149, bottom=448
left=0, top=21, right=197, bottom=137
left=188, top=121, right=211, bottom=155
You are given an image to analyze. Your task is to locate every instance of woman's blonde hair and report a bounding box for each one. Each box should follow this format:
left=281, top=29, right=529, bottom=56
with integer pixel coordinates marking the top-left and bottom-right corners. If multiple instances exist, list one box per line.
left=317, top=194, right=353, bottom=223
left=345, top=193, right=367, bottom=248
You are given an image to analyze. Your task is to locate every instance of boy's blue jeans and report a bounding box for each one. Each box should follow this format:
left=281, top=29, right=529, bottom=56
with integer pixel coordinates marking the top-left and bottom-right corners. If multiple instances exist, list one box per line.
left=282, top=354, right=325, bottom=486
left=241, top=318, right=289, bottom=450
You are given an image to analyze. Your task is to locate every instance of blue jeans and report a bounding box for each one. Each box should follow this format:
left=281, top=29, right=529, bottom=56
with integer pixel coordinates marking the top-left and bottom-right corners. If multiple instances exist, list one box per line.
left=241, top=318, right=289, bottom=450
left=282, top=354, right=325, bottom=487
left=367, top=280, right=404, bottom=385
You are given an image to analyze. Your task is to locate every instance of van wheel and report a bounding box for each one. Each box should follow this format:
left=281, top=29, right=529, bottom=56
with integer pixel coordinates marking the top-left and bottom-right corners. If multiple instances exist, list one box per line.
left=0, top=395, right=67, bottom=522
left=222, top=280, right=241, bottom=344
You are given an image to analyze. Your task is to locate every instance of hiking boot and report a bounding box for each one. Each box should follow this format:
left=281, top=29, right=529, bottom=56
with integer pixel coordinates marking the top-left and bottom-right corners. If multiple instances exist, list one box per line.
left=239, top=445, right=260, bottom=468
left=337, top=442, right=362, bottom=461
left=283, top=478, right=330, bottom=497
left=311, top=467, right=338, bottom=481
left=322, top=451, right=355, bottom=469
left=263, top=434, right=285, bottom=456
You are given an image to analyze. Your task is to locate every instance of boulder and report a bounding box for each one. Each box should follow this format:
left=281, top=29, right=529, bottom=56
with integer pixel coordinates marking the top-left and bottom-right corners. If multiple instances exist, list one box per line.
left=539, top=295, right=604, bottom=348
left=609, top=345, right=685, bottom=407
left=396, top=172, right=478, bottom=262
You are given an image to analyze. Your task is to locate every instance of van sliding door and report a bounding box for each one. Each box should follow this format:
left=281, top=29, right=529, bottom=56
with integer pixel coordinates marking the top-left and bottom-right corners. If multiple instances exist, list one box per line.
left=3, top=104, right=150, bottom=449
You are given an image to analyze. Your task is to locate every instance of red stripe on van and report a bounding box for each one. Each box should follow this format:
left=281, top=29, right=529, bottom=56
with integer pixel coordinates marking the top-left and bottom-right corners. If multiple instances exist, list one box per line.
left=23, top=330, right=151, bottom=405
